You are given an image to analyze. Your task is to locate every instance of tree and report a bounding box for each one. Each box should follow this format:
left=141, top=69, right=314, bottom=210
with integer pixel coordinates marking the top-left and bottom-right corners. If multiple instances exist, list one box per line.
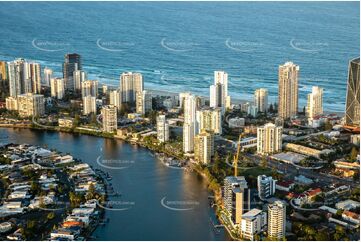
left=47, top=212, right=55, bottom=220
left=323, top=120, right=333, bottom=130
left=73, top=114, right=80, bottom=127
left=315, top=231, right=329, bottom=241
left=85, top=183, right=96, bottom=200
left=350, top=146, right=358, bottom=161
left=147, top=110, right=158, bottom=125
left=260, top=155, right=268, bottom=168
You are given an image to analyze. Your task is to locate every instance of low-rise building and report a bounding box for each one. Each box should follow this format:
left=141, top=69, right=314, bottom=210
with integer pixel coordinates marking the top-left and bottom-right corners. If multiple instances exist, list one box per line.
left=257, top=175, right=276, bottom=200
left=336, top=200, right=360, bottom=211
left=229, top=117, right=245, bottom=128
left=17, top=93, right=45, bottom=117
left=342, top=211, right=360, bottom=224
left=276, top=181, right=295, bottom=192
left=58, top=118, right=74, bottom=128
left=5, top=97, right=18, bottom=111
left=284, top=143, right=331, bottom=158
left=333, top=160, right=360, bottom=170
left=241, top=208, right=267, bottom=241
left=294, top=175, right=313, bottom=185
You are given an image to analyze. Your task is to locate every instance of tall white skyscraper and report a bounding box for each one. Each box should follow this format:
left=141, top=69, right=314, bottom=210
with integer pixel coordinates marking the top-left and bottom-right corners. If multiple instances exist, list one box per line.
left=214, top=70, right=228, bottom=98
left=210, top=83, right=223, bottom=108
left=73, top=70, right=87, bottom=92
left=268, top=201, right=286, bottom=240
left=179, top=92, right=189, bottom=108
left=109, top=89, right=122, bottom=111
left=101, top=105, right=117, bottom=133
left=183, top=93, right=197, bottom=124
left=183, top=123, right=195, bottom=153
left=223, top=176, right=251, bottom=224
left=183, top=93, right=198, bottom=153
left=29, top=62, right=41, bottom=94
left=81, top=80, right=98, bottom=98
left=83, top=96, right=96, bottom=115
left=254, top=88, right=268, bottom=113
left=7, top=59, right=31, bottom=97
left=214, top=70, right=231, bottom=109
left=278, top=62, right=299, bottom=119
left=43, top=67, right=53, bottom=87
left=194, top=130, right=214, bottom=164
left=136, top=90, right=152, bottom=115
left=50, top=78, right=65, bottom=100
left=257, top=123, right=283, bottom=155
left=306, top=86, right=323, bottom=119
left=120, top=72, right=143, bottom=103
left=7, top=61, right=22, bottom=97
left=157, top=115, right=169, bottom=143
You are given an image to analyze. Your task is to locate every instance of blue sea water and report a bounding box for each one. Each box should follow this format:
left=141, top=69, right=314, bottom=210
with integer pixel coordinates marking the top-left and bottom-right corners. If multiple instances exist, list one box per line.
left=0, top=2, right=359, bottom=112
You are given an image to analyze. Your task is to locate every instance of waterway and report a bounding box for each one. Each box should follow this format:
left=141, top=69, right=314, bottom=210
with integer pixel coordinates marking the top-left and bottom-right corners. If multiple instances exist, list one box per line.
left=0, top=128, right=229, bottom=240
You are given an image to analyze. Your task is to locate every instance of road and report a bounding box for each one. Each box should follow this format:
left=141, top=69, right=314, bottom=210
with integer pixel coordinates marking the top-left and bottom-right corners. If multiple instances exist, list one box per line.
left=247, top=153, right=359, bottom=188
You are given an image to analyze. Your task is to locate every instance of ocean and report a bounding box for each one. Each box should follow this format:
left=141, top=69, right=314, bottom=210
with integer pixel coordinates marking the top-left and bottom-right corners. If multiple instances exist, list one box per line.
left=0, top=2, right=359, bottom=112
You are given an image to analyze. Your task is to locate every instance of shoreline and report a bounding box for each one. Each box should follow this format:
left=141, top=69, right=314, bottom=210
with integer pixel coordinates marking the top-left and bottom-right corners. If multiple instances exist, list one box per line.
left=0, top=124, right=234, bottom=240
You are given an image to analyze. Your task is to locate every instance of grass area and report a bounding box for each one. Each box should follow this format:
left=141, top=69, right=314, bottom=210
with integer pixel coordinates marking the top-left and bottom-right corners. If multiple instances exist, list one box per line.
left=238, top=166, right=273, bottom=178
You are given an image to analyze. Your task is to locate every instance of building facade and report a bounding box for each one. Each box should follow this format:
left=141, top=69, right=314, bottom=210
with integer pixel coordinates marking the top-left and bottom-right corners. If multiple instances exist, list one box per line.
left=278, top=62, right=299, bottom=119
left=254, top=88, right=268, bottom=113
left=196, top=108, right=222, bottom=135
left=241, top=209, right=267, bottom=241
left=63, top=53, right=81, bottom=90
left=267, top=201, right=286, bottom=240
left=0, top=61, right=7, bottom=81
left=306, top=86, right=323, bottom=119
left=43, top=67, right=53, bottom=87
left=73, top=70, right=87, bottom=92
left=17, top=93, right=45, bottom=117
left=157, top=115, right=169, bottom=143
left=257, top=175, right=276, bottom=200
left=101, top=105, right=117, bottom=133
left=81, top=80, right=98, bottom=98
left=194, top=130, right=214, bottom=164
left=223, top=176, right=251, bottom=224
left=109, top=89, right=122, bottom=111
left=8, top=59, right=29, bottom=97
left=120, top=72, right=143, bottom=103
left=50, top=78, right=65, bottom=100
left=257, top=123, right=282, bottom=155
left=29, top=62, right=41, bottom=94
left=183, top=93, right=198, bottom=153
left=345, top=57, right=360, bottom=126
left=82, top=96, right=96, bottom=115
left=136, top=90, right=152, bottom=115
left=5, top=97, right=18, bottom=111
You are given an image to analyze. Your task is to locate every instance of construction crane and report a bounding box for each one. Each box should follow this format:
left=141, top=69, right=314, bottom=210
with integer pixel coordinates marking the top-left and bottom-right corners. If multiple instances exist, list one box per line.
left=233, top=133, right=243, bottom=177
